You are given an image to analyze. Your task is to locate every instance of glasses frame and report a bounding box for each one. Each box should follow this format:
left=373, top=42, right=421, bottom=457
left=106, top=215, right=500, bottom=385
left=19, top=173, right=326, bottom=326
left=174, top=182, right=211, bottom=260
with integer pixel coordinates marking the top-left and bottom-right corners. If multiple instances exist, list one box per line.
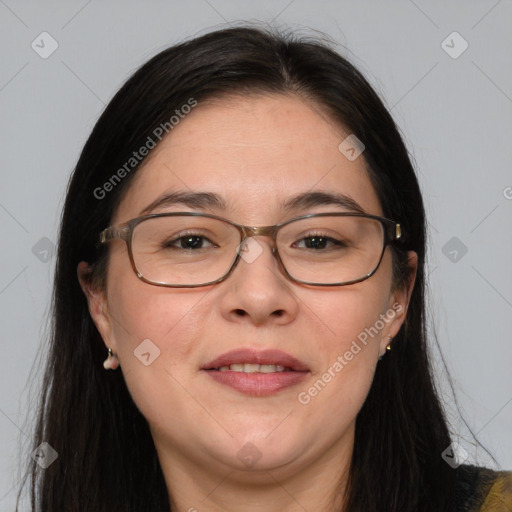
left=99, top=212, right=402, bottom=288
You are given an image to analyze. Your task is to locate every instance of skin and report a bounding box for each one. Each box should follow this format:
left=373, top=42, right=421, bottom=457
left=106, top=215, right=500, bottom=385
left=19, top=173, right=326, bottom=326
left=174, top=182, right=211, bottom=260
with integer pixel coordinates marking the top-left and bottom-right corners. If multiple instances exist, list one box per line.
left=79, top=94, right=417, bottom=512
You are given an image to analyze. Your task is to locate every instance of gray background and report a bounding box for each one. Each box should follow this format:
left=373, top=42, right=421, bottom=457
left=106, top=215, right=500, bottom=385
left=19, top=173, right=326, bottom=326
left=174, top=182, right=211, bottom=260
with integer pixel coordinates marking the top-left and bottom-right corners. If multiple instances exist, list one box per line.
left=1, top=0, right=511, bottom=509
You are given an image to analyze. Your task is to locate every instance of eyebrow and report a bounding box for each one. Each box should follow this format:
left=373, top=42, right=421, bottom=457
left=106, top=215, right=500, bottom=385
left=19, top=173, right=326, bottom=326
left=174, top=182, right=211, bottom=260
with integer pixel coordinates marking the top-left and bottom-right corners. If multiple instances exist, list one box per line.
left=140, top=190, right=366, bottom=216
left=282, top=190, right=366, bottom=215
left=140, top=191, right=227, bottom=215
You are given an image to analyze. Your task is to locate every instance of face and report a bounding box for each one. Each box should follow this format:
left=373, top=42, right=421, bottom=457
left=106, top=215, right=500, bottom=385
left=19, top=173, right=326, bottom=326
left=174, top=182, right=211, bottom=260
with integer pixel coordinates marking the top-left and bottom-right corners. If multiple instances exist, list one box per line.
left=81, top=94, right=415, bottom=488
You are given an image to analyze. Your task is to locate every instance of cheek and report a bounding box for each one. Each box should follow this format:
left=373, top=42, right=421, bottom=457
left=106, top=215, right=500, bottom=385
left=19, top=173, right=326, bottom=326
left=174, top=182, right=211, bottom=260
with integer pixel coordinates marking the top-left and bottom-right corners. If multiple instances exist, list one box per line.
left=297, top=261, right=393, bottom=410
left=306, top=277, right=392, bottom=362
left=109, top=286, right=214, bottom=362
left=308, top=293, right=383, bottom=387
left=293, top=301, right=379, bottom=446
left=105, top=269, right=215, bottom=410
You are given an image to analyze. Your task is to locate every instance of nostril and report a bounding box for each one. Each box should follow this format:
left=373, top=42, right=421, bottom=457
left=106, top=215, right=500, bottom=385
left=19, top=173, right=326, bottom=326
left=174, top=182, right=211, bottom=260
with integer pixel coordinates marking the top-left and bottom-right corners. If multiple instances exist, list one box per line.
left=234, top=309, right=246, bottom=316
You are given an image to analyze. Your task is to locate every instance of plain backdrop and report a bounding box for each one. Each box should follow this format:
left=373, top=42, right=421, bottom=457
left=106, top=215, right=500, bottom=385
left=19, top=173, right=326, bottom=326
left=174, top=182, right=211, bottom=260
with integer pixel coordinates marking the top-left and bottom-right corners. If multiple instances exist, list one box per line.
left=1, top=0, right=511, bottom=509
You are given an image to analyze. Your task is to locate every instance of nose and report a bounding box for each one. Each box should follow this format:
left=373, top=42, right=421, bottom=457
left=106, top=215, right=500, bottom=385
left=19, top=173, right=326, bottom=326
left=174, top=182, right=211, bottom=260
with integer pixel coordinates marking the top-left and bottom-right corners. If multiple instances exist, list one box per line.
left=218, top=237, right=299, bottom=326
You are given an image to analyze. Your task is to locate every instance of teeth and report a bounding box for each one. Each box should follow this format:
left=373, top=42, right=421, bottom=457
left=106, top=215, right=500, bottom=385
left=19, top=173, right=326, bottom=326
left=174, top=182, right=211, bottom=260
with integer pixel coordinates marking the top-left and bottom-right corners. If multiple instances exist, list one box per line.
left=260, top=364, right=281, bottom=373
left=216, top=363, right=289, bottom=373
left=243, top=363, right=260, bottom=373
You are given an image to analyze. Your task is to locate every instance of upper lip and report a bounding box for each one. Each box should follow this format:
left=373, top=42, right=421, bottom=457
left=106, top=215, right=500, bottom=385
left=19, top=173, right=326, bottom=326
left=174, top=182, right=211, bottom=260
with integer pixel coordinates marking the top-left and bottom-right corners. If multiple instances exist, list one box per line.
left=202, top=348, right=309, bottom=372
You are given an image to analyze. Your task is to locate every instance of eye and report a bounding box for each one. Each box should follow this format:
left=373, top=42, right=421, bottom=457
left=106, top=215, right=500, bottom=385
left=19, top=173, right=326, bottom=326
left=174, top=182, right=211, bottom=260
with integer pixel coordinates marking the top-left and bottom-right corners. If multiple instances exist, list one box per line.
left=292, top=234, right=346, bottom=250
left=162, top=233, right=216, bottom=250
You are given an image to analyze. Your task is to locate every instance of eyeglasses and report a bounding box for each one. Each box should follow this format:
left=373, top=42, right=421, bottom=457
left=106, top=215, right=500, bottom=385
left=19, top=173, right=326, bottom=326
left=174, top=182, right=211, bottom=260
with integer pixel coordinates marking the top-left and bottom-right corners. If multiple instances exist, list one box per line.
left=99, top=212, right=401, bottom=288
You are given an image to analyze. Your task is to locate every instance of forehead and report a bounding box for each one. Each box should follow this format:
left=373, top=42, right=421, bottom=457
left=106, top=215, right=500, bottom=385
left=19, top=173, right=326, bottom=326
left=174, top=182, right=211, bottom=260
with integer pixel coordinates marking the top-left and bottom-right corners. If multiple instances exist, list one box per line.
left=114, top=94, right=382, bottom=224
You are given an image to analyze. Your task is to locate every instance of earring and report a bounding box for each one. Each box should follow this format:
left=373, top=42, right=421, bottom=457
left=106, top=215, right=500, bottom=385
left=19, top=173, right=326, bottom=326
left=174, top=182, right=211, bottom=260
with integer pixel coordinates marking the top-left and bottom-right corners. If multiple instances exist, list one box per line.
left=378, top=335, right=393, bottom=361
left=386, top=334, right=393, bottom=351
left=103, top=348, right=119, bottom=370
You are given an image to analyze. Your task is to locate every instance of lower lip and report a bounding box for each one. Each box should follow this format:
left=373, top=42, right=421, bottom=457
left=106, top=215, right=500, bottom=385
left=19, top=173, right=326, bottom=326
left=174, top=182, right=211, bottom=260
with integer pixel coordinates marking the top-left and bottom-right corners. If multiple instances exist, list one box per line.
left=203, top=369, right=309, bottom=396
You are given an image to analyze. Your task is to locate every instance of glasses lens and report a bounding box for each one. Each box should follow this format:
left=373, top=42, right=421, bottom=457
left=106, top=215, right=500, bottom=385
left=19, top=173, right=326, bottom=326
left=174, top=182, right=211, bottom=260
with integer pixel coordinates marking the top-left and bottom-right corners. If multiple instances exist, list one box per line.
left=131, top=216, right=240, bottom=286
left=277, top=216, right=385, bottom=284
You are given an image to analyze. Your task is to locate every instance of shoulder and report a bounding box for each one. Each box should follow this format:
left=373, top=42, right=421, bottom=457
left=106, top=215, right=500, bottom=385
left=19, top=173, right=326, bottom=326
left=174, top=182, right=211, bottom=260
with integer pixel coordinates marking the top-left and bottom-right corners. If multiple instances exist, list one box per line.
left=455, top=464, right=512, bottom=512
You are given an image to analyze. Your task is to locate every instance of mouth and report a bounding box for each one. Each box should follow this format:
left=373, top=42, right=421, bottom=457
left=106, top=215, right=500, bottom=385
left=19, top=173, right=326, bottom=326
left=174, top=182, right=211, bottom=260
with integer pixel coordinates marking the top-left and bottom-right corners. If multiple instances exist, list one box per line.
left=212, top=363, right=292, bottom=373
left=202, top=348, right=310, bottom=396
left=202, top=348, right=309, bottom=372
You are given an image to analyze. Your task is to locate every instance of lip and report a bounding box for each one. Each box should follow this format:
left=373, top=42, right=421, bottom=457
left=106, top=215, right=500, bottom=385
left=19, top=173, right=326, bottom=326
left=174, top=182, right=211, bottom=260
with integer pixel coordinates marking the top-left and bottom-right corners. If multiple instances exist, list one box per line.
left=202, top=348, right=309, bottom=372
left=201, top=348, right=310, bottom=397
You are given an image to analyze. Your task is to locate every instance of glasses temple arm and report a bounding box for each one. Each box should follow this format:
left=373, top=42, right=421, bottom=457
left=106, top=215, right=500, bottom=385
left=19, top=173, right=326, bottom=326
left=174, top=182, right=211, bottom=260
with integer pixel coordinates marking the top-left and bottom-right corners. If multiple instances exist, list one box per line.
left=99, top=226, right=130, bottom=244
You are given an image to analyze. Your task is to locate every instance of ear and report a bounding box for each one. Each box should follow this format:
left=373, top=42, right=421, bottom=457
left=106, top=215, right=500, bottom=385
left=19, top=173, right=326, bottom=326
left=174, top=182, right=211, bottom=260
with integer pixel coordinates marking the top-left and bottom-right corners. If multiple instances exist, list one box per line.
left=77, top=261, right=117, bottom=353
left=379, top=251, right=418, bottom=354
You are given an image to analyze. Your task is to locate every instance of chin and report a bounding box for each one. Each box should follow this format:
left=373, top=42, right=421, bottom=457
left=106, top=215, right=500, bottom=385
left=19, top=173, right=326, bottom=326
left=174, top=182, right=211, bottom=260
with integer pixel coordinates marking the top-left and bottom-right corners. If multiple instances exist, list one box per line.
left=210, top=432, right=306, bottom=474
left=216, top=448, right=304, bottom=481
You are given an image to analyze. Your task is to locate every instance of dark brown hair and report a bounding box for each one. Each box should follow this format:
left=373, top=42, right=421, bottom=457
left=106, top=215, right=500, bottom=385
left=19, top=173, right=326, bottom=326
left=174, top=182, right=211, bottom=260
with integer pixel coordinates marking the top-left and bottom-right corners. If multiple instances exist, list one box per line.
left=20, top=26, right=460, bottom=511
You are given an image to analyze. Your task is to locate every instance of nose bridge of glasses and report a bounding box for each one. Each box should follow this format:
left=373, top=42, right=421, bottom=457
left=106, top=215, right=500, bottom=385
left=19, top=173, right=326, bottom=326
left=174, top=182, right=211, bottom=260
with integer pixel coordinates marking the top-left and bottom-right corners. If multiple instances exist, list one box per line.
left=238, top=225, right=279, bottom=256
left=240, top=225, right=278, bottom=239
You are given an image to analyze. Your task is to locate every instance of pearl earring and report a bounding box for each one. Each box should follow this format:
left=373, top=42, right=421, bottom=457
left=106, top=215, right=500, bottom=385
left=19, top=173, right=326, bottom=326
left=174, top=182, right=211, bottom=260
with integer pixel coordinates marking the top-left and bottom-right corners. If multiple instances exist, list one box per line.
left=103, top=348, right=119, bottom=370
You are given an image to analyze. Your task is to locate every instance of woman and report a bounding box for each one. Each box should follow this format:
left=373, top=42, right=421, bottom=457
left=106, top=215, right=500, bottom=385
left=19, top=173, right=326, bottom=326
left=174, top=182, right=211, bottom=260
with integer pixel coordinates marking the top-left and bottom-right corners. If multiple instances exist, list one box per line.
left=19, top=26, right=512, bottom=511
